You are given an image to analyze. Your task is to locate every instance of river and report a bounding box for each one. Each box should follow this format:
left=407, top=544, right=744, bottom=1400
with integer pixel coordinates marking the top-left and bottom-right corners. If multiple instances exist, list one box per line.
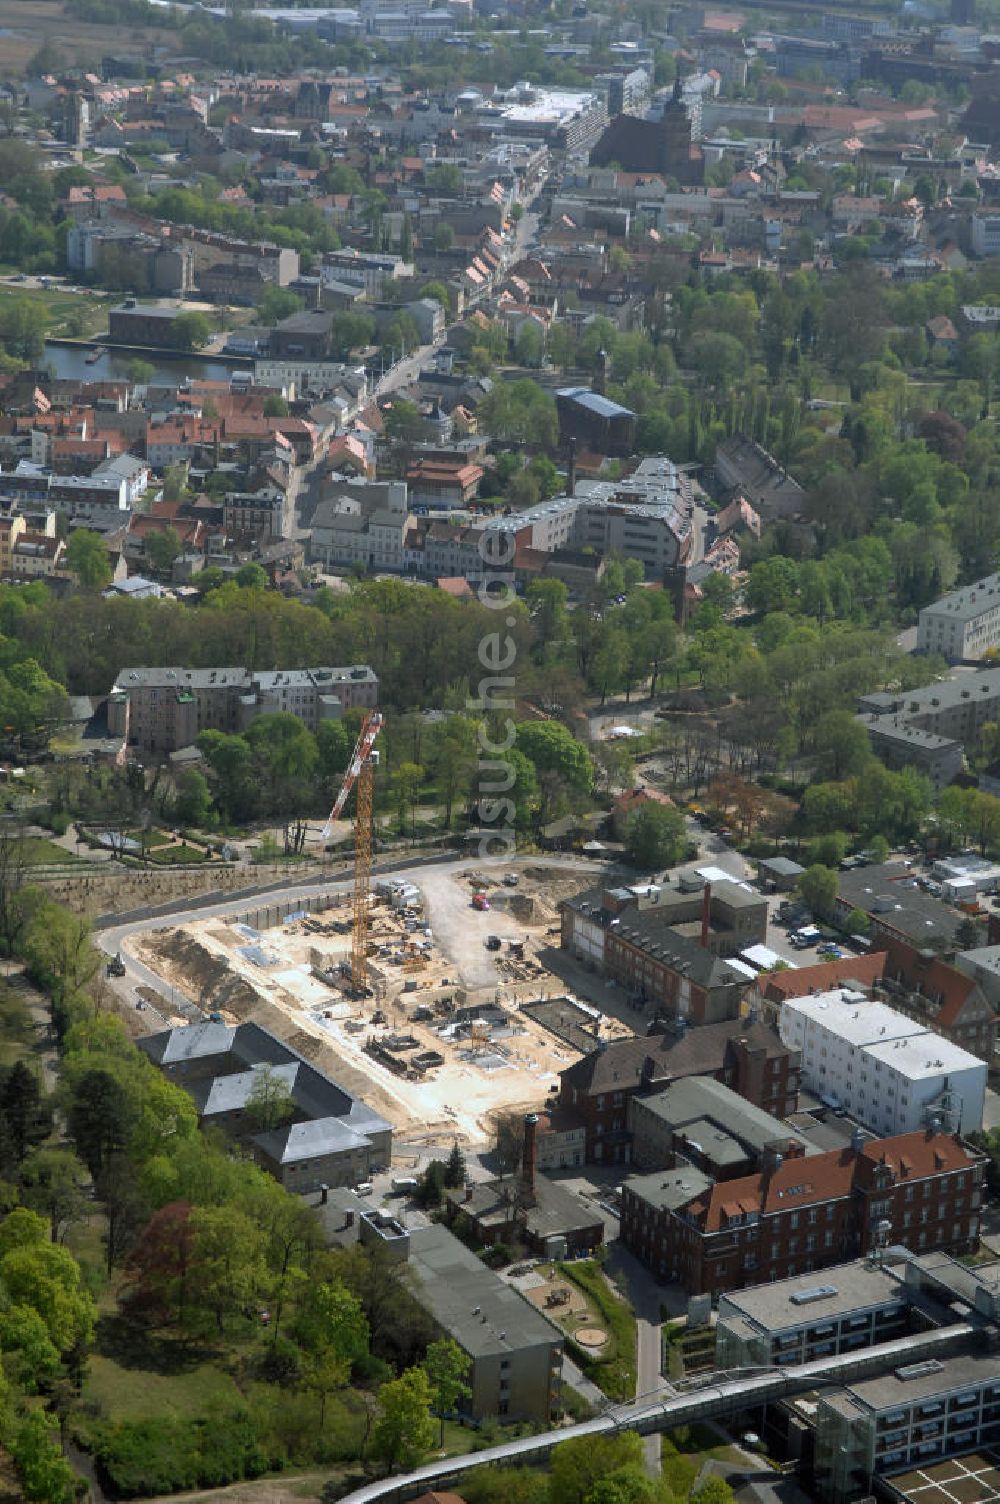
left=43, top=342, right=243, bottom=386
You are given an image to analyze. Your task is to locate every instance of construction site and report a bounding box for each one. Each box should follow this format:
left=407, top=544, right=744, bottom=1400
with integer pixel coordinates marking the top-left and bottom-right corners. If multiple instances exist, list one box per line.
left=125, top=714, right=630, bottom=1149
left=131, top=861, right=627, bottom=1149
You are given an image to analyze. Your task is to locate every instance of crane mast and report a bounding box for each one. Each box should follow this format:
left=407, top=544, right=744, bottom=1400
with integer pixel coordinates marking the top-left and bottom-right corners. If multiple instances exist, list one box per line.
left=322, top=710, right=383, bottom=993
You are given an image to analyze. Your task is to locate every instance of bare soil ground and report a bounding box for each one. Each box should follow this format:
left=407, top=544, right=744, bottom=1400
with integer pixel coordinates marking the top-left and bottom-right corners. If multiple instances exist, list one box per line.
left=130, top=869, right=613, bottom=1147
left=0, top=0, right=183, bottom=71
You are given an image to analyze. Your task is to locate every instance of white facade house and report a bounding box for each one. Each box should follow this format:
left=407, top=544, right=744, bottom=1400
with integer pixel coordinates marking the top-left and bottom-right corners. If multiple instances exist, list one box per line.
left=916, top=573, right=1000, bottom=661
left=779, top=989, right=986, bottom=1137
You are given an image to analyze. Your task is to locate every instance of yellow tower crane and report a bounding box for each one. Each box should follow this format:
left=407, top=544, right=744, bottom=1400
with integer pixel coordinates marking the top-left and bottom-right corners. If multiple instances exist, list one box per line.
left=321, top=709, right=383, bottom=994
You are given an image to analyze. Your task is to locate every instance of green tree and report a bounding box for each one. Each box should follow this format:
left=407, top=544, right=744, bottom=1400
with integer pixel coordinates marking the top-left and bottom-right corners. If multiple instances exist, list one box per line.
left=187, top=1206, right=266, bottom=1335
left=171, top=311, right=212, bottom=350
left=296, top=1278, right=369, bottom=1423
left=0, top=1237, right=95, bottom=1354
left=433, top=222, right=454, bottom=252
left=691, top=1481, right=736, bottom=1504
left=8, top=1410, right=76, bottom=1504
left=244, top=1063, right=296, bottom=1133
left=797, top=863, right=839, bottom=917
left=550, top=1434, right=646, bottom=1504
left=813, top=710, right=872, bottom=781
left=371, top=1365, right=437, bottom=1473
left=235, top=562, right=267, bottom=590
left=624, top=803, right=687, bottom=870
left=423, top=1336, right=471, bottom=1442
left=145, top=525, right=182, bottom=575
left=67, top=1067, right=137, bottom=1180
left=173, top=767, right=212, bottom=828
left=263, top=394, right=289, bottom=418
left=517, top=723, right=592, bottom=799
left=65, top=529, right=111, bottom=591
left=257, top=285, right=304, bottom=326
left=19, top=1147, right=88, bottom=1243
left=444, top=1140, right=466, bottom=1188
left=0, top=1059, right=46, bottom=1168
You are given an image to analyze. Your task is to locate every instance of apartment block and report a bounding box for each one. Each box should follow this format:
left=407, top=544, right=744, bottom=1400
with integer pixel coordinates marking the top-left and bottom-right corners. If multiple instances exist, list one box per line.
left=107, top=664, right=378, bottom=754
left=917, top=574, right=1000, bottom=660
left=378, top=1221, right=563, bottom=1425
left=779, top=990, right=987, bottom=1137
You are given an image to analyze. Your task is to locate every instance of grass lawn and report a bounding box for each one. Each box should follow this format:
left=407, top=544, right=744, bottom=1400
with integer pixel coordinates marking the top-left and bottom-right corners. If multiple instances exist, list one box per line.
left=81, top=1343, right=245, bottom=1425
left=556, top=1260, right=637, bottom=1403
left=19, top=835, right=82, bottom=866
left=125, top=828, right=172, bottom=849
left=148, top=843, right=210, bottom=865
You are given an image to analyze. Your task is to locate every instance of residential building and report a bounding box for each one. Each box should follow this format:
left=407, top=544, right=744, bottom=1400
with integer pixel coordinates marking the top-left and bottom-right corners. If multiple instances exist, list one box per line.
left=11, top=533, right=66, bottom=577
left=778, top=990, right=987, bottom=1137
left=715, top=1260, right=914, bottom=1372
left=405, top=456, right=484, bottom=508
left=404, top=1222, right=563, bottom=1424
left=862, top=720, right=964, bottom=789
left=223, top=489, right=286, bottom=543
left=917, top=573, right=1000, bottom=661
left=621, top=1126, right=985, bottom=1294
left=138, top=1020, right=392, bottom=1193
left=878, top=937, right=1000, bottom=1065
left=557, top=1018, right=801, bottom=1164
left=107, top=664, right=378, bottom=754
left=971, top=210, right=1000, bottom=256
left=815, top=1351, right=1000, bottom=1504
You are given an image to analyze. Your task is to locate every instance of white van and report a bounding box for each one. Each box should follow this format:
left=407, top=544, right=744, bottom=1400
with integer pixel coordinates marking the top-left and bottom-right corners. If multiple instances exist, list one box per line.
left=356, top=1181, right=374, bottom=1196
left=391, top=1176, right=419, bottom=1195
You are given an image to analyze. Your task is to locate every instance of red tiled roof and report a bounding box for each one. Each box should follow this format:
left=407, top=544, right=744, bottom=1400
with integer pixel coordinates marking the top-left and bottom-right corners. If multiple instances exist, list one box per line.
left=760, top=953, right=887, bottom=1001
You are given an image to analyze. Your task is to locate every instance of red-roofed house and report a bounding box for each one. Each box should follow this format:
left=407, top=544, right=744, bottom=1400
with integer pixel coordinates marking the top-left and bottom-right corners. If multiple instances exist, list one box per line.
left=622, top=1126, right=986, bottom=1293
left=878, top=937, right=999, bottom=1064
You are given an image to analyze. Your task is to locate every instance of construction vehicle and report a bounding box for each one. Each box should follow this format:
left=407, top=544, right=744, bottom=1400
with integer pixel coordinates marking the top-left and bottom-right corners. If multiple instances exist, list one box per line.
left=472, top=892, right=490, bottom=912
left=485, top=934, right=501, bottom=951
left=106, top=954, right=126, bottom=977
left=321, top=709, right=383, bottom=993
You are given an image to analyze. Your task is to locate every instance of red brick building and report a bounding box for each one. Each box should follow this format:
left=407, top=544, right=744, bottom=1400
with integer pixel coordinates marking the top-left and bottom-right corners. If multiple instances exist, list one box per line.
left=558, top=1019, right=800, bottom=1165
left=621, top=1127, right=986, bottom=1295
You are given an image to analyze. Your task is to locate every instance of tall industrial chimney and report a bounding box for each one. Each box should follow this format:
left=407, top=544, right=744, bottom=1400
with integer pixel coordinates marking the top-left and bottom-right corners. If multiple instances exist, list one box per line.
left=700, top=882, right=711, bottom=949
left=566, top=435, right=577, bottom=497
left=522, top=1112, right=539, bottom=1199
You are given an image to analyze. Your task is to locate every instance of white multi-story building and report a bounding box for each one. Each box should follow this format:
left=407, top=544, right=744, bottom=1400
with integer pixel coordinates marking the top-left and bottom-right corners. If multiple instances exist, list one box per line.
left=917, top=573, right=1000, bottom=661
left=970, top=209, right=1000, bottom=257
left=779, top=990, right=986, bottom=1137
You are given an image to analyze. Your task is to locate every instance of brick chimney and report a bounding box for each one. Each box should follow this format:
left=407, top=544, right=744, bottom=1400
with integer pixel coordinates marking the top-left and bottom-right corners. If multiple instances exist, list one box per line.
left=701, top=882, right=711, bottom=948
left=522, top=1112, right=539, bottom=1198
left=566, top=435, right=577, bottom=497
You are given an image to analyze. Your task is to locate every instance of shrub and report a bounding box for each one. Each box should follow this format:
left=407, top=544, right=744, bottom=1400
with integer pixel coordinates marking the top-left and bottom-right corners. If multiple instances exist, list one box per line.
left=90, top=1409, right=270, bottom=1497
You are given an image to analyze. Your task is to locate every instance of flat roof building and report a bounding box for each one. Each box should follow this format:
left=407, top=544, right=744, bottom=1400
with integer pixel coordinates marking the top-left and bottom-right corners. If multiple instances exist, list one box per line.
left=779, top=989, right=986, bottom=1137
left=715, top=1260, right=912, bottom=1371
left=815, top=1351, right=1000, bottom=1503
left=405, top=1223, right=563, bottom=1424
